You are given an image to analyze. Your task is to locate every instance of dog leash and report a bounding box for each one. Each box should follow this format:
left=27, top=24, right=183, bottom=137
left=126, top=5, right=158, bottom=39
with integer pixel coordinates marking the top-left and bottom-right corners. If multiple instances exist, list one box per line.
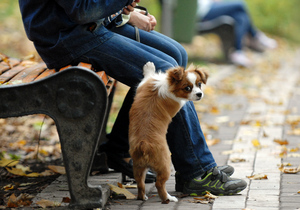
left=134, top=6, right=148, bottom=43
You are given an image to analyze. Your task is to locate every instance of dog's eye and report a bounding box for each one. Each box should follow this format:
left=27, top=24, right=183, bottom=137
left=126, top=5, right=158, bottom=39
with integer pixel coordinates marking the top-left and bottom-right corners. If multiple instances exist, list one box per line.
left=198, top=82, right=202, bottom=88
left=184, top=86, right=192, bottom=92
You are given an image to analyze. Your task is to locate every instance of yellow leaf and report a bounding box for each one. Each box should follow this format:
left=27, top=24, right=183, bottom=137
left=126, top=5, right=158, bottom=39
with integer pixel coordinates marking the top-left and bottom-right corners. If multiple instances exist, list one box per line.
left=287, top=153, right=300, bottom=158
left=210, top=106, right=220, bottom=114
left=0, top=159, right=19, bottom=167
left=6, top=167, right=26, bottom=176
left=288, top=128, right=300, bottom=135
left=107, top=184, right=136, bottom=199
left=206, top=138, right=220, bottom=146
left=3, top=184, right=14, bottom=191
left=290, top=147, right=299, bottom=152
left=204, top=191, right=218, bottom=199
left=48, top=165, right=66, bottom=174
left=230, top=158, right=246, bottom=163
left=255, top=121, right=262, bottom=127
left=40, top=170, right=56, bottom=176
left=35, top=199, right=61, bottom=208
left=252, top=139, right=261, bottom=149
left=273, top=139, right=289, bottom=145
left=26, top=172, right=42, bottom=177
left=247, top=174, right=268, bottom=180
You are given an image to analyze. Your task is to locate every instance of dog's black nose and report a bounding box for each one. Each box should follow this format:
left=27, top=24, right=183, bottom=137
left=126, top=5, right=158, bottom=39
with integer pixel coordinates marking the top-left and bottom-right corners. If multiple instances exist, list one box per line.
left=196, top=92, right=202, bottom=98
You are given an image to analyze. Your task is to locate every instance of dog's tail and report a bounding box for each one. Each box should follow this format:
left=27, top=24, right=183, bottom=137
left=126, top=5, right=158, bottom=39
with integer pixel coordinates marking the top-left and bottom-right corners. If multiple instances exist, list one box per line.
left=131, top=140, right=153, bottom=163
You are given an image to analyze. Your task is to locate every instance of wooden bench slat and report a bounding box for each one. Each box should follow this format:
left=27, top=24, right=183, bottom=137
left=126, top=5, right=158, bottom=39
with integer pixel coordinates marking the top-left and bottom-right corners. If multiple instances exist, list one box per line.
left=0, top=65, right=26, bottom=84
left=78, top=62, right=92, bottom=70
left=6, top=63, right=47, bottom=84
left=0, top=58, right=21, bottom=74
left=96, top=71, right=108, bottom=85
left=34, top=69, right=56, bottom=81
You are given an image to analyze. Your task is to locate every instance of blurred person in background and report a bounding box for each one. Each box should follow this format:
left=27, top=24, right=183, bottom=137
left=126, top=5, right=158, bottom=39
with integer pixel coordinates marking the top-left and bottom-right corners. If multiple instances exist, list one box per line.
left=197, top=0, right=277, bottom=67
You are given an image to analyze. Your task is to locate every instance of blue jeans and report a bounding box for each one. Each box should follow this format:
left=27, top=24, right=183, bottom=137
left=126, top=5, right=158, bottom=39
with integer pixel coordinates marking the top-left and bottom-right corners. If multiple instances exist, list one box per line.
left=202, top=1, right=257, bottom=50
left=76, top=24, right=216, bottom=181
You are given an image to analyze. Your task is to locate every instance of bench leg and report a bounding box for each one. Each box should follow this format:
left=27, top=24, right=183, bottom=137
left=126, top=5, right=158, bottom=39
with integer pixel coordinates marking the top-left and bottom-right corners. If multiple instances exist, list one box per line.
left=0, top=67, right=108, bottom=209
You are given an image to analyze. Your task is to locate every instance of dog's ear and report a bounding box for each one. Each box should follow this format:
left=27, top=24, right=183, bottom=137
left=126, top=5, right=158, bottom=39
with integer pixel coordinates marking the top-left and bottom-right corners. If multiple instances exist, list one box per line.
left=195, top=68, right=209, bottom=84
left=168, top=66, right=185, bottom=81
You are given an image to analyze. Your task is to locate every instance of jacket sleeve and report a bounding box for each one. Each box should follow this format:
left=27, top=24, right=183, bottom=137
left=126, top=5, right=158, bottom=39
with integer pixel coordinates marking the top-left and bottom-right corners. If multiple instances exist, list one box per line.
left=56, top=0, right=135, bottom=24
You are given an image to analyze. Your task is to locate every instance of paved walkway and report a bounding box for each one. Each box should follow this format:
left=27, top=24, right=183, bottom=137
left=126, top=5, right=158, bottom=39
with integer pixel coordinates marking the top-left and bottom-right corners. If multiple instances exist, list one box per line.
left=34, top=49, right=300, bottom=210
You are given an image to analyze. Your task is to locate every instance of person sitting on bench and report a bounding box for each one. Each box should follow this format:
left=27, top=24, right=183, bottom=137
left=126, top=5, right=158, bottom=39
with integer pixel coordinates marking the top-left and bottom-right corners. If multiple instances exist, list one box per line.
left=197, top=0, right=277, bottom=67
left=19, top=0, right=247, bottom=196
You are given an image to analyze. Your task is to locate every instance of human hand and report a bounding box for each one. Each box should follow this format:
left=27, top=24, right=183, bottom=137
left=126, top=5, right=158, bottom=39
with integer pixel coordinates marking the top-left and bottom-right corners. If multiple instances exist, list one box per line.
left=129, top=11, right=156, bottom=32
left=122, top=2, right=137, bottom=15
left=122, top=0, right=141, bottom=15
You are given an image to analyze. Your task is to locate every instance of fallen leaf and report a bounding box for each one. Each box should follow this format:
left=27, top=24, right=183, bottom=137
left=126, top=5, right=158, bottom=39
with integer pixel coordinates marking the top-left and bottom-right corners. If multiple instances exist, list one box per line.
left=210, top=106, right=220, bottom=114
left=6, top=167, right=26, bottom=176
left=107, top=184, right=136, bottom=199
left=48, top=165, right=66, bottom=174
left=273, top=139, right=289, bottom=145
left=3, top=184, right=14, bottom=191
left=40, top=169, right=56, bottom=176
left=16, top=164, right=31, bottom=173
left=287, top=153, right=300, bottom=158
left=192, top=198, right=210, bottom=204
left=0, top=159, right=19, bottom=167
left=7, top=193, right=33, bottom=208
left=262, top=131, right=269, bottom=137
left=230, top=158, right=246, bottom=163
left=26, top=172, right=42, bottom=177
left=281, top=166, right=300, bottom=174
left=118, top=182, right=123, bottom=188
left=62, top=197, right=71, bottom=203
left=252, top=139, right=261, bottom=149
left=206, top=138, right=220, bottom=146
left=289, top=147, right=299, bottom=152
left=288, top=128, right=300, bottom=135
left=36, top=199, right=61, bottom=208
left=247, top=174, right=268, bottom=180
left=7, top=194, right=18, bottom=208
left=204, top=191, right=218, bottom=199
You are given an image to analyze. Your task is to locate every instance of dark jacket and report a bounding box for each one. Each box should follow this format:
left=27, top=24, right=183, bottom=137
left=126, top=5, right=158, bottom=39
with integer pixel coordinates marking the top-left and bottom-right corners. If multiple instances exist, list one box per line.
left=19, top=0, right=134, bottom=69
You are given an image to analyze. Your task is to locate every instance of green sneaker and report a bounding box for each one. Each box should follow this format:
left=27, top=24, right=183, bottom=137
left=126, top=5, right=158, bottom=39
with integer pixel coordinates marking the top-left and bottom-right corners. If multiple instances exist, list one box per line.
left=175, top=165, right=234, bottom=192
left=183, top=167, right=247, bottom=196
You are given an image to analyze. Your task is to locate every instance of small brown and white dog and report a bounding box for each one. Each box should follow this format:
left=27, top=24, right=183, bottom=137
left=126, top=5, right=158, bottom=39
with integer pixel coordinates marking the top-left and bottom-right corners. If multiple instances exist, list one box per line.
left=129, top=62, right=208, bottom=203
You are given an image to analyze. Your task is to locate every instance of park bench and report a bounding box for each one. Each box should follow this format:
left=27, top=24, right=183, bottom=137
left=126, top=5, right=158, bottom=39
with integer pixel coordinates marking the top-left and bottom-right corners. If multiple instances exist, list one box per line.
left=0, top=54, right=116, bottom=209
left=196, top=15, right=235, bottom=61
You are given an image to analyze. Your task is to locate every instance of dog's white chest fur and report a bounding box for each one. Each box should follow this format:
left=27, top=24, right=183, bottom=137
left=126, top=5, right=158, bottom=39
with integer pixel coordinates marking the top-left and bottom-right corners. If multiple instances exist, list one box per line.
left=139, top=62, right=187, bottom=107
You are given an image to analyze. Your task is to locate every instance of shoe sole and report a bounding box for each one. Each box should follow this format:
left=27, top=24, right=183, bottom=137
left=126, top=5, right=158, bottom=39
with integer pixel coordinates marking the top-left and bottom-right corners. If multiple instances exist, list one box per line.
left=183, top=186, right=246, bottom=196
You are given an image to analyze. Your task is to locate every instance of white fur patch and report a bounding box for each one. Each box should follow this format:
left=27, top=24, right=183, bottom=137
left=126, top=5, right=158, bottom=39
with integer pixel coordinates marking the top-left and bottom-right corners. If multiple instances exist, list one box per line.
left=187, top=72, right=203, bottom=101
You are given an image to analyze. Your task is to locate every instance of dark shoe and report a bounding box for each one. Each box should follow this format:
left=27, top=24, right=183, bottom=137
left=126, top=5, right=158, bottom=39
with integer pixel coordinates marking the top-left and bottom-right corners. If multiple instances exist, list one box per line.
left=106, top=152, right=156, bottom=183
left=91, top=152, right=109, bottom=173
left=183, top=167, right=247, bottom=196
left=175, top=165, right=234, bottom=192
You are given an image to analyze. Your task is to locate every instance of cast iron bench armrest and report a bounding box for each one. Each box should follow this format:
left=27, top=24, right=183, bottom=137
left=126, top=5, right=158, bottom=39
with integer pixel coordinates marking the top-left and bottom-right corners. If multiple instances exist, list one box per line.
left=0, top=56, right=115, bottom=209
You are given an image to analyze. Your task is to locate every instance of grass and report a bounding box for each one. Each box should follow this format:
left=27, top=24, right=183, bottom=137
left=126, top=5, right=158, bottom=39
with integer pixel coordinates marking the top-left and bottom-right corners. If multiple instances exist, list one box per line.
left=246, top=0, right=300, bottom=43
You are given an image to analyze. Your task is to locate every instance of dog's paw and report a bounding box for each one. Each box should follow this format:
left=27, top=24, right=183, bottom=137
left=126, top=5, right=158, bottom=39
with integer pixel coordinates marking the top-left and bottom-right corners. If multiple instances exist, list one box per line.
left=143, top=62, right=156, bottom=76
left=167, top=193, right=178, bottom=202
left=137, top=195, right=148, bottom=201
